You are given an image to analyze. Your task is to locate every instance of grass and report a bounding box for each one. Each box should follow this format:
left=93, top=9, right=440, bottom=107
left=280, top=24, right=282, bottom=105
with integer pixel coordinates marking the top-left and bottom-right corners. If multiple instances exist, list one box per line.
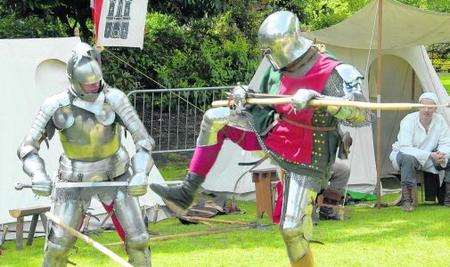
left=154, top=152, right=191, bottom=181
left=1, top=198, right=449, bottom=267
left=440, top=73, right=450, bottom=93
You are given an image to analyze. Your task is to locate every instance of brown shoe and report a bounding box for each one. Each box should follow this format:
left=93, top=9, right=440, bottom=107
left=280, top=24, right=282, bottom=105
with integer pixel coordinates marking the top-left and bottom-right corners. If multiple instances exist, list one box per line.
left=318, top=189, right=344, bottom=220
left=401, top=186, right=414, bottom=212
left=291, top=248, right=314, bottom=267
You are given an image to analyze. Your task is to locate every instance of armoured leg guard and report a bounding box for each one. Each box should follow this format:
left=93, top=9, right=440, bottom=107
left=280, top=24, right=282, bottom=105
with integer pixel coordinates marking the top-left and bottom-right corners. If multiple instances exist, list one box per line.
left=43, top=240, right=72, bottom=267
left=150, top=172, right=205, bottom=215
left=291, top=248, right=314, bottom=267
left=197, top=107, right=231, bottom=147
left=279, top=172, right=315, bottom=266
left=125, top=233, right=151, bottom=267
left=43, top=197, right=85, bottom=267
left=111, top=190, right=151, bottom=266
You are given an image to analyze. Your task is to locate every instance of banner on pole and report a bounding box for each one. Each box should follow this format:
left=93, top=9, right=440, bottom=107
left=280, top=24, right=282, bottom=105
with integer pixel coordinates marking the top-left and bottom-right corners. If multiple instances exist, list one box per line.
left=92, top=0, right=148, bottom=49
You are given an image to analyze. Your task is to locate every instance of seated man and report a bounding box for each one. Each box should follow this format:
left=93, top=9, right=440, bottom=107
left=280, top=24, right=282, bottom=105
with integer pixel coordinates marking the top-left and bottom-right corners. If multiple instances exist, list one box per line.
left=389, top=92, right=450, bottom=211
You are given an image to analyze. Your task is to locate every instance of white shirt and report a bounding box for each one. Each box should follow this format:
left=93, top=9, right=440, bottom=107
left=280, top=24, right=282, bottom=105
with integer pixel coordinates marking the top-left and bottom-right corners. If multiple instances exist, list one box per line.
left=389, top=111, right=450, bottom=177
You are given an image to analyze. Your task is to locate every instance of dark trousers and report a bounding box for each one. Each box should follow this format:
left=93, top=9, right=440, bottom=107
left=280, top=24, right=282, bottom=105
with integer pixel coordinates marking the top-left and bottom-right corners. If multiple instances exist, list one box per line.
left=396, top=152, right=450, bottom=188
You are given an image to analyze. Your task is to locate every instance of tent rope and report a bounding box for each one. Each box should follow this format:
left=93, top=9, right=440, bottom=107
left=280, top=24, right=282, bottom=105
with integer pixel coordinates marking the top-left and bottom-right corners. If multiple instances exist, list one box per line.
left=420, top=46, right=440, bottom=92
left=363, top=1, right=379, bottom=79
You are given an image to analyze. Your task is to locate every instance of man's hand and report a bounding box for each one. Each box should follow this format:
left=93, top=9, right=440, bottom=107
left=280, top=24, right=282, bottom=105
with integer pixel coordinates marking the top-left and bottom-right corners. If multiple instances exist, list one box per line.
left=291, top=89, right=321, bottom=110
left=128, top=172, right=148, bottom=197
left=31, top=173, right=52, bottom=196
left=431, top=151, right=446, bottom=165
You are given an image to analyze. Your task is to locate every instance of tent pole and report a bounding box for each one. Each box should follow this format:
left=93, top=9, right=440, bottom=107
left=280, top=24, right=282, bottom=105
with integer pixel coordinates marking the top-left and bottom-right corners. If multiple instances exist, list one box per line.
left=412, top=71, right=416, bottom=100
left=375, top=0, right=384, bottom=208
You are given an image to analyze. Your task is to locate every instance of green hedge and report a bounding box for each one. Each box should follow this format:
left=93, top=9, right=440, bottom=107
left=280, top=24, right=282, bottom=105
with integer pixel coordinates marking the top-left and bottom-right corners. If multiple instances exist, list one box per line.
left=101, top=11, right=261, bottom=92
left=0, top=13, right=66, bottom=39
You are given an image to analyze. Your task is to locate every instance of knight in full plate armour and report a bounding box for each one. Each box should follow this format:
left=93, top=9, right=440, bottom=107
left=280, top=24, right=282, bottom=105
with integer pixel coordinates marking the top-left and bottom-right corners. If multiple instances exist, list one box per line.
left=150, top=11, right=369, bottom=266
left=17, top=42, right=154, bottom=266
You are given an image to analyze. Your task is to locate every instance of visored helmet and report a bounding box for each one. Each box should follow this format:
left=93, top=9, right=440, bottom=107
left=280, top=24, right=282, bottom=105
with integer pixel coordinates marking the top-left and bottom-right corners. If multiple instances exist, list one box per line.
left=67, top=42, right=103, bottom=101
left=258, top=11, right=313, bottom=70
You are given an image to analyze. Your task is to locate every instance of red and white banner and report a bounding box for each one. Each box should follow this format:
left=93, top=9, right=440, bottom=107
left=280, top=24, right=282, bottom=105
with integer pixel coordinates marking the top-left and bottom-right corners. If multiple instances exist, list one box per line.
left=91, top=0, right=148, bottom=49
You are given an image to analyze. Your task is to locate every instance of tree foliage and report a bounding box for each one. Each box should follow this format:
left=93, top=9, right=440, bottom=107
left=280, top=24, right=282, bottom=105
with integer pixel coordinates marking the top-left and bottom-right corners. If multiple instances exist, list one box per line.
left=2, top=0, right=92, bottom=38
left=0, top=0, right=449, bottom=92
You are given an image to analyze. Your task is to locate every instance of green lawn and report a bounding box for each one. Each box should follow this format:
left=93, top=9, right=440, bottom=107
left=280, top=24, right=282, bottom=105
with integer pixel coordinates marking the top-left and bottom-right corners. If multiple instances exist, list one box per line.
left=155, top=152, right=190, bottom=181
left=440, top=73, right=450, bottom=93
left=1, top=199, right=449, bottom=267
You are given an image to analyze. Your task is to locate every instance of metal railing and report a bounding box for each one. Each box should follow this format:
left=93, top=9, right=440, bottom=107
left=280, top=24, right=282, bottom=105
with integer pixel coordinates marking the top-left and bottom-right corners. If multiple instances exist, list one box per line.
left=127, top=86, right=233, bottom=153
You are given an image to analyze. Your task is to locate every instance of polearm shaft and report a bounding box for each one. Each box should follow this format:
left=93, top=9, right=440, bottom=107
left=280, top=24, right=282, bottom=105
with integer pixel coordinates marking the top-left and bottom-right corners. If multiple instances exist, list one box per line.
left=212, top=97, right=449, bottom=110
left=45, top=212, right=132, bottom=267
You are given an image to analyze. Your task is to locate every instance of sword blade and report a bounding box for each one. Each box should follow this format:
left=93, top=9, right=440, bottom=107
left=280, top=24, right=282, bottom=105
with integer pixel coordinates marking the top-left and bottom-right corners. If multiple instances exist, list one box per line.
left=54, top=181, right=129, bottom=189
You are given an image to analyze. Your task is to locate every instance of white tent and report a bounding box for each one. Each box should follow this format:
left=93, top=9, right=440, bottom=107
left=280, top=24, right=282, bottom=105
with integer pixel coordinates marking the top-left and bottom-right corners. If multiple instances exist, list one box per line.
left=204, top=0, right=450, bottom=195
left=305, top=0, right=450, bottom=193
left=203, top=141, right=275, bottom=195
left=0, top=37, right=166, bottom=224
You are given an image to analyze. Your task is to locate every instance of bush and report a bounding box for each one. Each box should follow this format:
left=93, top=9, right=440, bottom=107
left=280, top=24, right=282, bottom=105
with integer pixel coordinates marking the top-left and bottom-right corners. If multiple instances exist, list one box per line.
left=102, top=11, right=261, bottom=93
left=0, top=13, right=67, bottom=39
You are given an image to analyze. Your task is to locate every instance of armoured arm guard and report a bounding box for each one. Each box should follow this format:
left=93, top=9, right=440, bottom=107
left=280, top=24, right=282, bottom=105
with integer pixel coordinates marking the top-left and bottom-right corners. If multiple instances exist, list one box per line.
left=324, top=64, right=370, bottom=125
left=17, top=93, right=66, bottom=196
left=105, top=87, right=154, bottom=196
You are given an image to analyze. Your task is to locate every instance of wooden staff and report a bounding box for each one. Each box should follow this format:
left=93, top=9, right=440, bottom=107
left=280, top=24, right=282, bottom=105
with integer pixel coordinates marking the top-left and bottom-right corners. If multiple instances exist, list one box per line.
left=181, top=216, right=250, bottom=226
left=45, top=212, right=132, bottom=267
left=212, top=97, right=449, bottom=111
left=105, top=225, right=250, bottom=246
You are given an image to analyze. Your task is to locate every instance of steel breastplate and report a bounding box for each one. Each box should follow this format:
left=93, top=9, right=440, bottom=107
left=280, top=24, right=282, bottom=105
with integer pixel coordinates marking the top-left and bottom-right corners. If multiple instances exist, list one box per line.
left=56, top=106, right=120, bottom=161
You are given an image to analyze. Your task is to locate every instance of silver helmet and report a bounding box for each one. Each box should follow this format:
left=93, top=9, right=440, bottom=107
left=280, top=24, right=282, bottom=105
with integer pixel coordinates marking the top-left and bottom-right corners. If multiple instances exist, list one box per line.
left=258, top=11, right=313, bottom=70
left=67, top=42, right=103, bottom=101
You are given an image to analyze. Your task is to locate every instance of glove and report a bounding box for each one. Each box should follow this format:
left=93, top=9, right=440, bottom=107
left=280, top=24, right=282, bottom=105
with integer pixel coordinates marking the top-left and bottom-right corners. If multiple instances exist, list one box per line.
left=327, top=106, right=366, bottom=123
left=31, top=173, right=52, bottom=196
left=232, top=84, right=248, bottom=113
left=291, top=89, right=321, bottom=110
left=128, top=172, right=148, bottom=197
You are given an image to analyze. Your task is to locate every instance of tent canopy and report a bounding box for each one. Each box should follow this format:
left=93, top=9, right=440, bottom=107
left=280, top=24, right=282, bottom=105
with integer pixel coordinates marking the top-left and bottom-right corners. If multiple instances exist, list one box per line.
left=304, top=0, right=450, bottom=50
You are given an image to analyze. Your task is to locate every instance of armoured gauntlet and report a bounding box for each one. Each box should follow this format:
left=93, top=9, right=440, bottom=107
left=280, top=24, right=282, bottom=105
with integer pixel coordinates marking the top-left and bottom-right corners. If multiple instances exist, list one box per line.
left=21, top=154, right=52, bottom=196
left=291, top=89, right=321, bottom=110
left=32, top=174, right=52, bottom=196
left=128, top=149, right=154, bottom=197
left=231, top=84, right=248, bottom=113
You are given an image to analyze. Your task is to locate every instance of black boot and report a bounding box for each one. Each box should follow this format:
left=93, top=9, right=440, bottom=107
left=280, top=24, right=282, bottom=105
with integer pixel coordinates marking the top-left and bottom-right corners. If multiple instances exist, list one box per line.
left=444, top=183, right=450, bottom=207
left=150, top=172, right=204, bottom=215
